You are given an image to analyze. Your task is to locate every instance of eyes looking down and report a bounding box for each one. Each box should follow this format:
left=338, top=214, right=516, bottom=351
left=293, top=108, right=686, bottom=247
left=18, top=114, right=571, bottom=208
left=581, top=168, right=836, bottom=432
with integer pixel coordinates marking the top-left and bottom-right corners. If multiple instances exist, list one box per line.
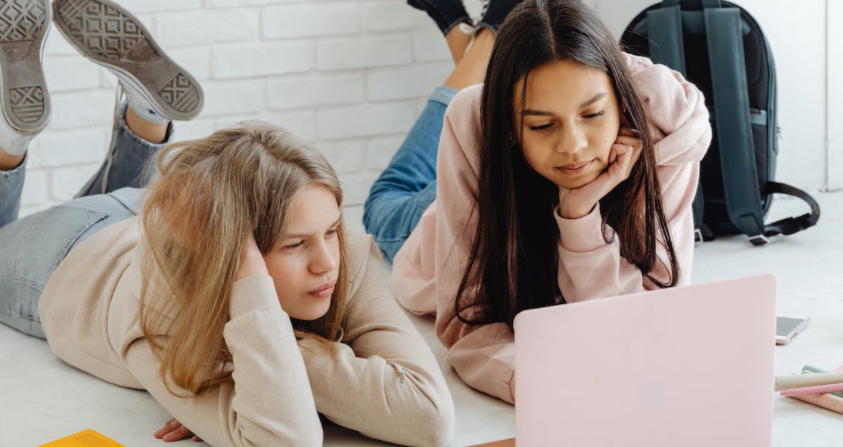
left=262, top=60, right=623, bottom=319
left=513, top=59, right=622, bottom=190
left=264, top=185, right=342, bottom=321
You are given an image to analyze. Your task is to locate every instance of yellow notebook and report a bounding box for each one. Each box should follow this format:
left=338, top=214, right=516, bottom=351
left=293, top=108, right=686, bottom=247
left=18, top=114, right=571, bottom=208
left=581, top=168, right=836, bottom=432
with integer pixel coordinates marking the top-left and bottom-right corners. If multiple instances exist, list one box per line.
left=37, top=430, right=127, bottom=447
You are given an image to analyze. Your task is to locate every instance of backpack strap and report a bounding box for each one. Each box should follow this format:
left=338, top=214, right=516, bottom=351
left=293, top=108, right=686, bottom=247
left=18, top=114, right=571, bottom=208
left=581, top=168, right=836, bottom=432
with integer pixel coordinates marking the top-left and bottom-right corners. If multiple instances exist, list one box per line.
left=704, top=5, right=769, bottom=245
left=762, top=182, right=821, bottom=237
left=663, top=0, right=721, bottom=7
left=650, top=0, right=720, bottom=243
left=647, top=4, right=686, bottom=76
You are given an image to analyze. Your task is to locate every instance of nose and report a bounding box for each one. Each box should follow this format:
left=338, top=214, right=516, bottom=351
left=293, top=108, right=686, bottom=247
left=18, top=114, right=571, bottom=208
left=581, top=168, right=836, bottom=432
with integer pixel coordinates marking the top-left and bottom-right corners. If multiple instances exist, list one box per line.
left=309, top=240, right=338, bottom=275
left=555, top=123, right=587, bottom=154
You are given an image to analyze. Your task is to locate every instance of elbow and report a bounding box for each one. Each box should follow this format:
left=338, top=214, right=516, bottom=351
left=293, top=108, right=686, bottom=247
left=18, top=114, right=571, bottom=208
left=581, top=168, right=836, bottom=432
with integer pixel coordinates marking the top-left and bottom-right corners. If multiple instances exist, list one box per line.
left=411, top=395, right=456, bottom=447
left=232, top=418, right=323, bottom=447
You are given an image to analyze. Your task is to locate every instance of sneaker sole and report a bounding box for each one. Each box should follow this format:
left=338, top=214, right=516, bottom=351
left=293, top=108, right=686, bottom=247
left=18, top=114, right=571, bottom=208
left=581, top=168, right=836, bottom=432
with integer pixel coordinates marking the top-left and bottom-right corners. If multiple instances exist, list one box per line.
left=0, top=0, right=51, bottom=134
left=52, top=0, right=204, bottom=121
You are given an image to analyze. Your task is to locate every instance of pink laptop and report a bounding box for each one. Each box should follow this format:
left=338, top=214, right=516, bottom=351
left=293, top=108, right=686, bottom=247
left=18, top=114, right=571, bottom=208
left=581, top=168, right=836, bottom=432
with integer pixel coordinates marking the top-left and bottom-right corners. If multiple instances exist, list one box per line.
left=513, top=274, right=776, bottom=447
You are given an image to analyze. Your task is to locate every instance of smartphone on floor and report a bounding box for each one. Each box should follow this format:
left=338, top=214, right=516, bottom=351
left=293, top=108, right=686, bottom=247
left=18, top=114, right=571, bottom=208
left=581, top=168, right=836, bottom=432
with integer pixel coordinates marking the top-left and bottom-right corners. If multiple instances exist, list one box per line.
left=776, top=315, right=810, bottom=345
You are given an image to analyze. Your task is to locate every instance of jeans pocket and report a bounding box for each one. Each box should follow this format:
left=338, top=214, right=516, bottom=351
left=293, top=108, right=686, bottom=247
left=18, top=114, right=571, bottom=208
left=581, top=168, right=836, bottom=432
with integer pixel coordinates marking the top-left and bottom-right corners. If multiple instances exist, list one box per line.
left=14, top=206, right=110, bottom=293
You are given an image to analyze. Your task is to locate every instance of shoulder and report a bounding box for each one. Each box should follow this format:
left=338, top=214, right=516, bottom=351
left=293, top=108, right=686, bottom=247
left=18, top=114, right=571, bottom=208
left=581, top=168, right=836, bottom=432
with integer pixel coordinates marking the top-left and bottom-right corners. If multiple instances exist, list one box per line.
left=444, top=84, right=484, bottom=136
left=621, top=52, right=710, bottom=156
left=440, top=84, right=485, bottom=177
left=342, top=232, right=384, bottom=299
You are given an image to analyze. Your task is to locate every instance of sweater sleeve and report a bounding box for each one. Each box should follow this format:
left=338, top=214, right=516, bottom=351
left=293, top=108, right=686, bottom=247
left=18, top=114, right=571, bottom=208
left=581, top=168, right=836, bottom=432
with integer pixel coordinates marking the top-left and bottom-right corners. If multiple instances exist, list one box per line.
left=299, top=236, right=455, bottom=447
left=123, top=276, right=323, bottom=447
left=555, top=55, right=711, bottom=303
left=429, top=85, right=518, bottom=404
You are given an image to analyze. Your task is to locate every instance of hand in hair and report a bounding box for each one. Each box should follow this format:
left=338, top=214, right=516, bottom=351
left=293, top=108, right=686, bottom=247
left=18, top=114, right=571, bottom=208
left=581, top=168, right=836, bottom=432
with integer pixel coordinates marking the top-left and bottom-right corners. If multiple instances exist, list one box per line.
left=154, top=418, right=203, bottom=443
left=556, top=126, right=643, bottom=220
left=238, top=231, right=270, bottom=281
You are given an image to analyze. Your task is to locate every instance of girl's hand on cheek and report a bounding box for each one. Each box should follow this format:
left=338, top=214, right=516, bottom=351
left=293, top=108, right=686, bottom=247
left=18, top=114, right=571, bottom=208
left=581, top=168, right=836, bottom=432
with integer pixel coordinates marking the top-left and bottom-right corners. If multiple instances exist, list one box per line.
left=556, top=127, right=643, bottom=220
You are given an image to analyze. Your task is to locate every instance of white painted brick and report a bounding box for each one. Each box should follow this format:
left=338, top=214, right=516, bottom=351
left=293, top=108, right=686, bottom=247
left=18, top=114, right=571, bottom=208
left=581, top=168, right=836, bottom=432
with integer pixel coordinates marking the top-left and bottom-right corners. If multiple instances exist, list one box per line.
left=167, top=48, right=212, bottom=80
left=172, top=118, right=218, bottom=143
left=463, top=0, right=484, bottom=17
left=317, top=36, right=413, bottom=71
left=116, top=0, right=202, bottom=13
left=158, top=10, right=259, bottom=48
left=51, top=164, right=101, bottom=201
left=45, top=31, right=79, bottom=56
left=211, top=42, right=314, bottom=78
left=361, top=1, right=429, bottom=32
left=267, top=73, right=364, bottom=110
left=205, top=0, right=248, bottom=6
left=317, top=101, right=416, bottom=140
left=342, top=204, right=364, bottom=233
left=99, top=67, right=119, bottom=88
left=20, top=171, right=48, bottom=207
left=207, top=0, right=301, bottom=5
left=44, top=57, right=100, bottom=92
left=367, top=134, right=404, bottom=169
left=263, top=4, right=359, bottom=39
left=248, top=0, right=303, bottom=4
left=316, top=139, right=366, bottom=173
left=214, top=111, right=317, bottom=142
left=339, top=172, right=379, bottom=206
left=48, top=91, right=116, bottom=130
left=265, top=112, right=317, bottom=141
left=412, top=28, right=452, bottom=62
left=368, top=62, right=451, bottom=101
left=202, top=81, right=266, bottom=116
left=31, top=129, right=108, bottom=168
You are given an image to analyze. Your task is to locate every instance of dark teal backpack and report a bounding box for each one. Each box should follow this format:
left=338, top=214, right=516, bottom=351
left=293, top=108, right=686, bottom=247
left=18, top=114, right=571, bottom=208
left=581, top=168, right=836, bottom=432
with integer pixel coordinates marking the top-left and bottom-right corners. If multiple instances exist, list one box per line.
left=620, top=0, right=820, bottom=245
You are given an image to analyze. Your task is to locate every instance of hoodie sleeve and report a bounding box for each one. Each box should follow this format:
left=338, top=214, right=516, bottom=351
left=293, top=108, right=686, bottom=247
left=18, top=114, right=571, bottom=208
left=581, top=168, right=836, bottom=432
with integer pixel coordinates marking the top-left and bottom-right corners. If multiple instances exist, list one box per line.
left=427, top=85, right=519, bottom=404
left=555, top=53, right=712, bottom=304
left=123, top=276, right=323, bottom=447
left=299, top=235, right=455, bottom=447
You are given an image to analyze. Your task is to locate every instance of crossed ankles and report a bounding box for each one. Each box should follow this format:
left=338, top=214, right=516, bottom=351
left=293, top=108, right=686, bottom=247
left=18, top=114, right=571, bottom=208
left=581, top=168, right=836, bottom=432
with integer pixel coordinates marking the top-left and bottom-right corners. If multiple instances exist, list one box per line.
left=0, top=0, right=204, bottom=160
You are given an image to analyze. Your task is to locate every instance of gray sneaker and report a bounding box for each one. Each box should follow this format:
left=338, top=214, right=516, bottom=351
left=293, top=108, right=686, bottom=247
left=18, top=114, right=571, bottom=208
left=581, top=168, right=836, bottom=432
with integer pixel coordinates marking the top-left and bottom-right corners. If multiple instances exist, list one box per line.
left=0, top=0, right=51, bottom=135
left=52, top=0, right=203, bottom=122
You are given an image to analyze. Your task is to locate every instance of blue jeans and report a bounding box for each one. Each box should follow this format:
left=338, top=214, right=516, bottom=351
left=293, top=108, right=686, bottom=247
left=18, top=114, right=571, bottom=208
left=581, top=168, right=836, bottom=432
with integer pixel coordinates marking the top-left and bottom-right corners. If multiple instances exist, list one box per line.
left=0, top=106, right=170, bottom=338
left=363, top=86, right=456, bottom=263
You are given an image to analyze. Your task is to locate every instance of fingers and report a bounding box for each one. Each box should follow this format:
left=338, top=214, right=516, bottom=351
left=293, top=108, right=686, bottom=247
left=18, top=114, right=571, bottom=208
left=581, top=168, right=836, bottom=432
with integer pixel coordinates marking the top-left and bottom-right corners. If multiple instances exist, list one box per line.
left=608, top=143, right=636, bottom=181
left=163, top=425, right=195, bottom=442
left=617, top=126, right=639, bottom=138
left=614, top=134, right=640, bottom=147
left=154, top=419, right=197, bottom=443
left=154, top=419, right=180, bottom=439
left=608, top=146, right=618, bottom=164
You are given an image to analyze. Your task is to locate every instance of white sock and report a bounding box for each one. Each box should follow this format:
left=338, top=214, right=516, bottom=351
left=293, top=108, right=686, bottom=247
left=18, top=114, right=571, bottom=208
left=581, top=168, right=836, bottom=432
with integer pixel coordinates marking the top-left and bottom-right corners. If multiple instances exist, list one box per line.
left=0, top=116, right=35, bottom=157
left=121, top=81, right=170, bottom=125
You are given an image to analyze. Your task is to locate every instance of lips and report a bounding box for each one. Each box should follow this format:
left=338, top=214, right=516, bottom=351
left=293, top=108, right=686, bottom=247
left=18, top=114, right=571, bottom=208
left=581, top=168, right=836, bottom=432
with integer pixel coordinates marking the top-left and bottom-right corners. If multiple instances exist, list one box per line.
left=555, top=160, right=593, bottom=175
left=309, top=280, right=337, bottom=298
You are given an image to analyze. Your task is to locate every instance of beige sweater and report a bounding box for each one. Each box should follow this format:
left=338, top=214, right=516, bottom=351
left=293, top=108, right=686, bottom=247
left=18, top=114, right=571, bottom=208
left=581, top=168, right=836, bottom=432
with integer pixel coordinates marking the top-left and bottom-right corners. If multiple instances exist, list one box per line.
left=38, top=217, right=454, bottom=447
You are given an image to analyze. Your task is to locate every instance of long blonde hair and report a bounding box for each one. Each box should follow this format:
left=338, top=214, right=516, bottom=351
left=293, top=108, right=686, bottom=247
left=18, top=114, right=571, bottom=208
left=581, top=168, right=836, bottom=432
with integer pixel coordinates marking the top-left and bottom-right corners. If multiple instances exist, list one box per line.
left=139, top=121, right=348, bottom=396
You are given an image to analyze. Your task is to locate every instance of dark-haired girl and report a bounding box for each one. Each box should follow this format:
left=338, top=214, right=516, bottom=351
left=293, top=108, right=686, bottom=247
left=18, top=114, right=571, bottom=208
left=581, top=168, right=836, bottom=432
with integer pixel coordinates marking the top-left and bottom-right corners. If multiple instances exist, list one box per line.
left=364, top=0, right=711, bottom=404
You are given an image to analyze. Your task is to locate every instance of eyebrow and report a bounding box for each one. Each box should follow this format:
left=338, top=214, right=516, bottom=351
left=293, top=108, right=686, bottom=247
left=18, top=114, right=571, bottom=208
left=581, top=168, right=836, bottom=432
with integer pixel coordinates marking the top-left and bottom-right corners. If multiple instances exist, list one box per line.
left=521, top=92, right=609, bottom=116
left=281, top=215, right=342, bottom=239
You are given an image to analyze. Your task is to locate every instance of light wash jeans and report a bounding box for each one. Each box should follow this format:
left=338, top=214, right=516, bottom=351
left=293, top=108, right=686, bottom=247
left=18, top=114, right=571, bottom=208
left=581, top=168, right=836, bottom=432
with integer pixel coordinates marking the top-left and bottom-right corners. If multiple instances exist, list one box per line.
left=0, top=106, right=170, bottom=338
left=363, top=86, right=456, bottom=263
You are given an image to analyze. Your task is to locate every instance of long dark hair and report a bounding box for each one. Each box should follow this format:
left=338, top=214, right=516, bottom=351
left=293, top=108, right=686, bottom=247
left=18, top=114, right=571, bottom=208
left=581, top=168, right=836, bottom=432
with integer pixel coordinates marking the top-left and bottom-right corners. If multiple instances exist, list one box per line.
left=455, top=0, right=680, bottom=331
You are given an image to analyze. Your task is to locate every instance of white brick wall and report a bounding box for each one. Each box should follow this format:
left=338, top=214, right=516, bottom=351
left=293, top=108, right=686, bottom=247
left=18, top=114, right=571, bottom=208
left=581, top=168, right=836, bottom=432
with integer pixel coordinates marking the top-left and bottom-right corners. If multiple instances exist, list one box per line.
left=16, top=0, right=486, bottom=231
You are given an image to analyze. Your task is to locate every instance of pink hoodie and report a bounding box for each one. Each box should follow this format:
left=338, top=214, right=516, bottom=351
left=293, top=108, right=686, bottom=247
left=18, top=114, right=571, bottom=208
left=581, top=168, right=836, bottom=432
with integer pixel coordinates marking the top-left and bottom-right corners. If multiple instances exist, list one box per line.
left=390, top=53, right=712, bottom=404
